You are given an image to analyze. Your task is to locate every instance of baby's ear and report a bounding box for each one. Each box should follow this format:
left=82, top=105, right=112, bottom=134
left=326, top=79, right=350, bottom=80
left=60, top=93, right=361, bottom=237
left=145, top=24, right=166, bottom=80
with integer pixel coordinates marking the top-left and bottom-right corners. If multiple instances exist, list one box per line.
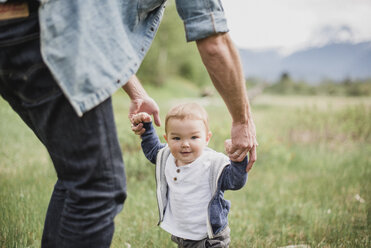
left=206, top=131, right=212, bottom=144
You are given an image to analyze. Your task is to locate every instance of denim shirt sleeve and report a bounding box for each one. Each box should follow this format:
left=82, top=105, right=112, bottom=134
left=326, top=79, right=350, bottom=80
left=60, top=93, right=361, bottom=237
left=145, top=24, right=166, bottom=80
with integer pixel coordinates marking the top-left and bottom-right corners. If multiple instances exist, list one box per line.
left=220, top=157, right=248, bottom=191
left=175, top=0, right=229, bottom=41
left=140, top=122, right=166, bottom=164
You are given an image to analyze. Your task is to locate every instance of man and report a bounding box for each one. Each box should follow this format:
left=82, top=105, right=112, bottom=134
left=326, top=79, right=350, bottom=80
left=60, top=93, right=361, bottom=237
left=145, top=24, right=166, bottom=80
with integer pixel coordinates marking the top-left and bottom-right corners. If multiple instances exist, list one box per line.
left=0, top=0, right=257, bottom=247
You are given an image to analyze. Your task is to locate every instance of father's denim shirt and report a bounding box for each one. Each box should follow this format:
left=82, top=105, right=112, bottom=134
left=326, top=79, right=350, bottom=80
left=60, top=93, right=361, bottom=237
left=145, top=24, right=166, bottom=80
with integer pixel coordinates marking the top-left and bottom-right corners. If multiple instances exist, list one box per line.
left=31, top=0, right=229, bottom=116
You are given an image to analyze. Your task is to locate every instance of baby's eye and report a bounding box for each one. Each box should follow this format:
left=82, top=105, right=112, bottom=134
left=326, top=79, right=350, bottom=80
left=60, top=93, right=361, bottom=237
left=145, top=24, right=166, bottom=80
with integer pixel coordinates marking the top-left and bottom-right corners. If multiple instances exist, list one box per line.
left=191, top=136, right=199, bottom=139
left=172, top=137, right=180, bottom=140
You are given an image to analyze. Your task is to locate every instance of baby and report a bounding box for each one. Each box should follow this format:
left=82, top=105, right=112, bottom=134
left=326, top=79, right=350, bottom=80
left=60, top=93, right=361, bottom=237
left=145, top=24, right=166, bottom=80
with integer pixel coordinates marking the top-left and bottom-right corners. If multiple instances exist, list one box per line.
left=131, top=102, right=248, bottom=247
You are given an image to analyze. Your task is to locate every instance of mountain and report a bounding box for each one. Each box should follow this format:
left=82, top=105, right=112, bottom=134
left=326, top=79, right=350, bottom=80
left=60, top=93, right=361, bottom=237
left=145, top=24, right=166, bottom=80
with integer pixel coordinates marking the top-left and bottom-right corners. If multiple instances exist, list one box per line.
left=239, top=41, right=371, bottom=83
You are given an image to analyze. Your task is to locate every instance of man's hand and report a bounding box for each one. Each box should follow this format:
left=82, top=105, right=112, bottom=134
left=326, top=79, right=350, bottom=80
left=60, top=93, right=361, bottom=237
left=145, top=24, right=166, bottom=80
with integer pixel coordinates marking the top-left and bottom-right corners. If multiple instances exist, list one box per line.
left=128, top=97, right=161, bottom=127
left=123, top=75, right=161, bottom=127
left=229, top=118, right=257, bottom=172
left=130, top=112, right=152, bottom=136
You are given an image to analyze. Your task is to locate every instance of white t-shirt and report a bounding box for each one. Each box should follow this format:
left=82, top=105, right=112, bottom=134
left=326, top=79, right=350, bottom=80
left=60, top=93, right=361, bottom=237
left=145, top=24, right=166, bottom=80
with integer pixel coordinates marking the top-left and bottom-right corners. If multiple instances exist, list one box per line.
left=160, top=152, right=213, bottom=240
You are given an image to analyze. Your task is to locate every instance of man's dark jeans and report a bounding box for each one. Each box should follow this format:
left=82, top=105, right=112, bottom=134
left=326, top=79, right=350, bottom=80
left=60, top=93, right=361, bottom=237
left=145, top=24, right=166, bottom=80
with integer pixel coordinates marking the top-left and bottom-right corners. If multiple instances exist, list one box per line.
left=0, top=10, right=127, bottom=248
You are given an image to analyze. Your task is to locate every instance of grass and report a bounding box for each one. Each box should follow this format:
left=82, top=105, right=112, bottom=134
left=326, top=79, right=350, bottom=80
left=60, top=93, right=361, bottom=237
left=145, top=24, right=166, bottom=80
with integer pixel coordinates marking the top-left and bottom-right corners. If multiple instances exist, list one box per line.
left=0, top=81, right=370, bottom=247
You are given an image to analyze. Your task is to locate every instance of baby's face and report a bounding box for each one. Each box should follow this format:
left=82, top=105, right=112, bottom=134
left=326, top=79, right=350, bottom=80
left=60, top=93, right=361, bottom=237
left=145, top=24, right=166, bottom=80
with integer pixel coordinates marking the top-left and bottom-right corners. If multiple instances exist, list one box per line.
left=164, top=118, right=211, bottom=166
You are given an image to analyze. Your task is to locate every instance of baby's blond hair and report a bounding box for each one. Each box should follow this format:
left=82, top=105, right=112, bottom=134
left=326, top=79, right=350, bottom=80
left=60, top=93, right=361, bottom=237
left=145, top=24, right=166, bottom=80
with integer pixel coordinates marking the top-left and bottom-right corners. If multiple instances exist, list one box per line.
left=165, top=103, right=209, bottom=134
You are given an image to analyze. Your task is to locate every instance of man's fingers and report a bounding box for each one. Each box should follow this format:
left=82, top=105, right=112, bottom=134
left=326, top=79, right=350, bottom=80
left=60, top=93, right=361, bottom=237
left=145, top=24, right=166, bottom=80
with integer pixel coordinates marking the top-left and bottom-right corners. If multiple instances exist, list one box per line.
left=228, top=148, right=248, bottom=162
left=246, top=145, right=257, bottom=172
left=228, top=144, right=251, bottom=160
left=228, top=142, right=257, bottom=164
left=229, top=139, right=254, bottom=153
left=228, top=145, right=239, bottom=156
left=153, top=111, right=161, bottom=127
left=236, top=150, right=248, bottom=162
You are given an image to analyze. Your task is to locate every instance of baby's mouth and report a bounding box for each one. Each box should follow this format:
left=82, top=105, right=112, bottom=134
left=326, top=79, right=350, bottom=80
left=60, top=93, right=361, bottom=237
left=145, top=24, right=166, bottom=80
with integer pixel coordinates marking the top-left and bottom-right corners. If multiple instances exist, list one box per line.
left=180, top=151, right=191, bottom=155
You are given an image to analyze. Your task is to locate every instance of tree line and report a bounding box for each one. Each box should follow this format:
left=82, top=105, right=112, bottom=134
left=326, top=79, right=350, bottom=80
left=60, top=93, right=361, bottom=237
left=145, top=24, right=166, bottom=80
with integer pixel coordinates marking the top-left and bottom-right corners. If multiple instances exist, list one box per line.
left=137, top=2, right=210, bottom=87
left=261, top=72, right=371, bottom=96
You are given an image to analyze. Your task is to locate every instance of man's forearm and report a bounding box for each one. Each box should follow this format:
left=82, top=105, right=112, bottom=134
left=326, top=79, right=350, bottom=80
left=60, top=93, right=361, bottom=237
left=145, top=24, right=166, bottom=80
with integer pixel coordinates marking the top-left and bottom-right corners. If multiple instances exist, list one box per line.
left=197, top=33, right=257, bottom=166
left=122, top=75, right=148, bottom=100
left=196, top=33, right=251, bottom=124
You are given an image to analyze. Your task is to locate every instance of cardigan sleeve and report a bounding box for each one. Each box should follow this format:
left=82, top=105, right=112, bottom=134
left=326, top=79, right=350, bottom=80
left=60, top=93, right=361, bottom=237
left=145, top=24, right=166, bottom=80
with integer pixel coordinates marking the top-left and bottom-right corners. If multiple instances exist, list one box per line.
left=140, top=122, right=166, bottom=164
left=219, top=157, right=248, bottom=191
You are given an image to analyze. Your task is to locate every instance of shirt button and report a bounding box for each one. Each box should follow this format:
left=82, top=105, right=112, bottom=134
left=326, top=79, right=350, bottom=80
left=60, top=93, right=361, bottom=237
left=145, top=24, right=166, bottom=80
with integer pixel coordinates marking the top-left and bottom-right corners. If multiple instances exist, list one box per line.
left=173, top=177, right=177, bottom=181
left=176, top=169, right=180, bottom=173
left=116, top=79, right=121, bottom=84
left=150, top=27, right=155, bottom=32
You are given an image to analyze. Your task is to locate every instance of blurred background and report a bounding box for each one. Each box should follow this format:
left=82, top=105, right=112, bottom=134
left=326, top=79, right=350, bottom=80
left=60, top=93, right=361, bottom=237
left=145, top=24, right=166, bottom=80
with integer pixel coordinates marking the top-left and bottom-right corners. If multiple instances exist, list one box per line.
left=0, top=1, right=370, bottom=247
left=138, top=0, right=371, bottom=96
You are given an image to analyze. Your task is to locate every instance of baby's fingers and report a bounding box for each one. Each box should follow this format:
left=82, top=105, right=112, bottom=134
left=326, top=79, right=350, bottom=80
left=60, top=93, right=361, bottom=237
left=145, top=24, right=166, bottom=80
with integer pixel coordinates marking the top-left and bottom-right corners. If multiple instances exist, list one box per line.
left=131, top=122, right=145, bottom=135
left=131, top=112, right=152, bottom=125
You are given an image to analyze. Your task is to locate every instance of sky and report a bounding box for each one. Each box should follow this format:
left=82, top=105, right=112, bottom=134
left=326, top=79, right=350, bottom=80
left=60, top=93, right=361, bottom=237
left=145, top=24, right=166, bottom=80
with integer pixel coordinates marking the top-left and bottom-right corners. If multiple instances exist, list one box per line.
left=222, top=0, right=371, bottom=54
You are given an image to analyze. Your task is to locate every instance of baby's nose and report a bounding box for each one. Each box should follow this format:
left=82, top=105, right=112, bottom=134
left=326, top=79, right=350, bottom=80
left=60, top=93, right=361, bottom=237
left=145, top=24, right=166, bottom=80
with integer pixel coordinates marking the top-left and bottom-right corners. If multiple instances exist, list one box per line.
left=181, top=140, right=190, bottom=147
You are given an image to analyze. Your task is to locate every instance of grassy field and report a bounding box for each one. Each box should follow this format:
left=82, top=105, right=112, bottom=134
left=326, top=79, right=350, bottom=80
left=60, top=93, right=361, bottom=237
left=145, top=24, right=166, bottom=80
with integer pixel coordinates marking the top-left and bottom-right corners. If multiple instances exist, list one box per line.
left=0, top=80, right=370, bottom=247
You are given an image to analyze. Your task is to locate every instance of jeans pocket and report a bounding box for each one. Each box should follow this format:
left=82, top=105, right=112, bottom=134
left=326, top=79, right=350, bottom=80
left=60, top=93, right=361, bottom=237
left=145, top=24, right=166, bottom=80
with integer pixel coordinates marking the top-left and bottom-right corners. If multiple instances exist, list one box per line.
left=0, top=62, right=62, bottom=108
left=0, top=12, right=62, bottom=108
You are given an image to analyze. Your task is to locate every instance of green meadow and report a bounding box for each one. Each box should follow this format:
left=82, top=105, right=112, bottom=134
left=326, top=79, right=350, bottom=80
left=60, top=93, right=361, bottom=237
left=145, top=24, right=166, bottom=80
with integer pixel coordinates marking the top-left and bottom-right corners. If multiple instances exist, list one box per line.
left=0, top=79, right=370, bottom=247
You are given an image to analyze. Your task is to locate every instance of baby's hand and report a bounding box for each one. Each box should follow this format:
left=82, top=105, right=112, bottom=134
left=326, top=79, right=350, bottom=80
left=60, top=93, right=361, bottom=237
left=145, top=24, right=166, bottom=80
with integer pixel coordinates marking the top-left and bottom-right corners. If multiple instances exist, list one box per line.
left=224, top=139, right=232, bottom=155
left=130, top=112, right=152, bottom=135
